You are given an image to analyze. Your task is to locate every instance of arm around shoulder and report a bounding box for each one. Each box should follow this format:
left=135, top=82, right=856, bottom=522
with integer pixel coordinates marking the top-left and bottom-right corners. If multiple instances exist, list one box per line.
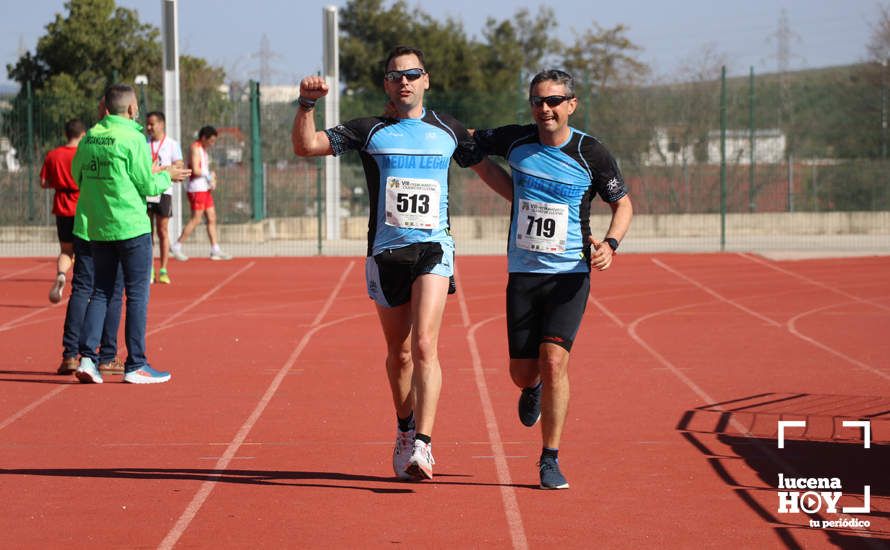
left=470, top=158, right=512, bottom=202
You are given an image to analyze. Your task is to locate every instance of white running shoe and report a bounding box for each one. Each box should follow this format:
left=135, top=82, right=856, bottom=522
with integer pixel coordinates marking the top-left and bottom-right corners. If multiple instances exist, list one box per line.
left=209, top=249, right=232, bottom=260
left=170, top=247, right=189, bottom=261
left=404, top=440, right=435, bottom=481
left=392, top=429, right=415, bottom=480
left=49, top=273, right=65, bottom=303
left=75, top=357, right=103, bottom=384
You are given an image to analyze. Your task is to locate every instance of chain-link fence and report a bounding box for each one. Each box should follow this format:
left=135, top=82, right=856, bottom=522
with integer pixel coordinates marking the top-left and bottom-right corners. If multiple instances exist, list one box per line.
left=2, top=65, right=888, bottom=257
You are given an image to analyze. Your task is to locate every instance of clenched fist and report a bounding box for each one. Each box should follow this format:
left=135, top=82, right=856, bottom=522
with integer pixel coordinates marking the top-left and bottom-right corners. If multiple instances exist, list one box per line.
left=300, top=76, right=329, bottom=100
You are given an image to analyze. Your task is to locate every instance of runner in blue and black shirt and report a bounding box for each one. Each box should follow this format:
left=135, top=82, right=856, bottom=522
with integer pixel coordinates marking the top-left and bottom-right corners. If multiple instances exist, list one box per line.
left=474, top=69, right=634, bottom=489
left=291, top=45, right=507, bottom=482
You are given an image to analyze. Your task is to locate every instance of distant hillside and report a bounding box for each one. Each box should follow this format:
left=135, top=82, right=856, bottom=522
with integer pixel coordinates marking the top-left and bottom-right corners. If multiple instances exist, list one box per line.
left=644, top=62, right=881, bottom=159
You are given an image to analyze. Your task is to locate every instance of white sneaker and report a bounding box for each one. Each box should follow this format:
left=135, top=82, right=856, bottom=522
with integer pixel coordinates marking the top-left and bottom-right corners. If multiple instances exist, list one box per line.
left=75, top=357, right=103, bottom=384
left=210, top=249, right=232, bottom=260
left=404, top=439, right=435, bottom=480
left=170, top=247, right=189, bottom=261
left=49, top=273, right=65, bottom=303
left=392, top=429, right=415, bottom=480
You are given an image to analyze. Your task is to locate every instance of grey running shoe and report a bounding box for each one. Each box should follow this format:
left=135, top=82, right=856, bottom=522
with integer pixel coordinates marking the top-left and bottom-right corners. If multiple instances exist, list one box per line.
left=539, top=455, right=569, bottom=489
left=49, top=273, right=66, bottom=303
left=75, top=357, right=103, bottom=384
left=170, top=247, right=189, bottom=261
left=392, top=428, right=415, bottom=480
left=404, top=440, right=435, bottom=480
left=518, top=382, right=542, bottom=427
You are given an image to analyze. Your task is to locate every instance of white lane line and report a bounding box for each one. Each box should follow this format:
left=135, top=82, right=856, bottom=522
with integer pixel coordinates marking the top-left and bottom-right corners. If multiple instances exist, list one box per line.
left=0, top=301, right=67, bottom=333
left=157, top=261, right=355, bottom=550
left=0, top=386, right=68, bottom=432
left=654, top=257, right=888, bottom=381
left=0, top=262, right=255, bottom=434
left=738, top=252, right=890, bottom=313
left=150, top=262, right=256, bottom=334
left=0, top=263, right=45, bottom=281
left=457, top=280, right=528, bottom=550
left=466, top=314, right=527, bottom=550
left=788, top=302, right=890, bottom=381
left=588, top=295, right=625, bottom=328
left=652, top=258, right=782, bottom=327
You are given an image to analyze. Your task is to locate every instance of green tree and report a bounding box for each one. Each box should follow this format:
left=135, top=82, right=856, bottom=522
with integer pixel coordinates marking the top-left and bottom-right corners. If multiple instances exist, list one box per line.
left=563, top=23, right=651, bottom=161
left=5, top=0, right=228, bottom=154
left=339, top=0, right=417, bottom=94
left=7, top=0, right=160, bottom=119
left=180, top=56, right=230, bottom=139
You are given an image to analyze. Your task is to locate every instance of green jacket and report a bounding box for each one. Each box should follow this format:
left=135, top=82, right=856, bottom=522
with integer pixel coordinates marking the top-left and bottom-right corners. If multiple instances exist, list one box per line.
left=72, top=115, right=171, bottom=241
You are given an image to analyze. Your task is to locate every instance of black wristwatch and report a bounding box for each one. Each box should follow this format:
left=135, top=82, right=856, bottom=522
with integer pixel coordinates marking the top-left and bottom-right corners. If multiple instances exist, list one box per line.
left=604, top=237, right=619, bottom=251
left=298, top=96, right=316, bottom=111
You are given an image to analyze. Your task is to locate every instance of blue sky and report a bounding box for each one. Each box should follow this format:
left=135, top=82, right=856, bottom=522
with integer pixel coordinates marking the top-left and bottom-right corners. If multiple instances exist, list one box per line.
left=1, top=0, right=881, bottom=89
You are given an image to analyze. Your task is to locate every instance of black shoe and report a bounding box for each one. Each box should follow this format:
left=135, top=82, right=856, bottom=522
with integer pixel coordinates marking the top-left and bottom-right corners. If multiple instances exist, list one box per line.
left=538, top=455, right=569, bottom=489
left=518, top=382, right=542, bottom=427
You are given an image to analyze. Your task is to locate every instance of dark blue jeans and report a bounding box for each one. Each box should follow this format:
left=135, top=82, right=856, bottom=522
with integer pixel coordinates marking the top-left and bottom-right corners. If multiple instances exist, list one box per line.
left=79, top=233, right=152, bottom=370
left=62, top=237, right=123, bottom=363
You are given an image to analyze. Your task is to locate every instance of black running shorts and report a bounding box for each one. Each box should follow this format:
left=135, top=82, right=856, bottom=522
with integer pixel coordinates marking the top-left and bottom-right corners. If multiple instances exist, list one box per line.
left=55, top=215, right=75, bottom=244
left=147, top=194, right=173, bottom=218
left=506, top=272, right=590, bottom=358
left=365, top=242, right=454, bottom=308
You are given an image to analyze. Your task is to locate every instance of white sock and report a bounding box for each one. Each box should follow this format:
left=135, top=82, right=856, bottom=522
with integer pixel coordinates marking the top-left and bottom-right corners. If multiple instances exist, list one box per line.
left=172, top=242, right=181, bottom=252
left=211, top=244, right=221, bottom=253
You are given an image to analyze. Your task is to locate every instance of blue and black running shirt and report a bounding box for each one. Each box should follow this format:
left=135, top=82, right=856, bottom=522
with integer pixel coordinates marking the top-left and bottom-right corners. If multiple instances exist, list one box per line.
left=474, top=124, right=628, bottom=274
left=325, top=109, right=483, bottom=256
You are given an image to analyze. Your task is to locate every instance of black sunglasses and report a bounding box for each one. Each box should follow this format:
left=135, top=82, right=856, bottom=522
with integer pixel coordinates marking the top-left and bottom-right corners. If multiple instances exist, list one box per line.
left=384, top=68, right=426, bottom=82
left=530, top=95, right=574, bottom=107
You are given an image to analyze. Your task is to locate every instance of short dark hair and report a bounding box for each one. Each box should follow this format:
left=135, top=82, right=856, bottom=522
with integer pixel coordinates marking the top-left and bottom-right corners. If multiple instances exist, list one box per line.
left=64, top=119, right=85, bottom=140
left=198, top=126, right=218, bottom=140
left=146, top=111, right=166, bottom=123
left=384, top=45, right=425, bottom=72
left=529, top=69, right=575, bottom=99
left=104, top=84, right=136, bottom=115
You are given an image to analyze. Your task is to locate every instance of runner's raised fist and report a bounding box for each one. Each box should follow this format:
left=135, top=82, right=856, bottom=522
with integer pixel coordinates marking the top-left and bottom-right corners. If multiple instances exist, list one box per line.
left=300, top=76, right=329, bottom=100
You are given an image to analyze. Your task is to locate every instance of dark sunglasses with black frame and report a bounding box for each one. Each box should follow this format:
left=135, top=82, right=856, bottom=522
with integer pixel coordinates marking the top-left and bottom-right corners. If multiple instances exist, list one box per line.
left=529, top=95, right=574, bottom=108
left=384, top=68, right=426, bottom=82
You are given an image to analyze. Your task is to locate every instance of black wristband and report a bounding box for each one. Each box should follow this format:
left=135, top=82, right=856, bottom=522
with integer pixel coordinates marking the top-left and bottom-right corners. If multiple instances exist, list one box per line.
left=298, top=96, right=316, bottom=110
left=604, top=237, right=619, bottom=251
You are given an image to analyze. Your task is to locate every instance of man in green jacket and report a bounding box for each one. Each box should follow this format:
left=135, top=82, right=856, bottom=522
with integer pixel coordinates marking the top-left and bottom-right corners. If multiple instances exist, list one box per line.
left=72, top=84, right=190, bottom=384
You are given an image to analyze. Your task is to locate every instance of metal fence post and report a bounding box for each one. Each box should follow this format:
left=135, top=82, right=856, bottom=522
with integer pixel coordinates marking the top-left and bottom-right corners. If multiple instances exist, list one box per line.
left=720, top=66, right=727, bottom=251
left=249, top=80, right=265, bottom=221
left=26, top=81, right=35, bottom=222
left=748, top=66, right=756, bottom=212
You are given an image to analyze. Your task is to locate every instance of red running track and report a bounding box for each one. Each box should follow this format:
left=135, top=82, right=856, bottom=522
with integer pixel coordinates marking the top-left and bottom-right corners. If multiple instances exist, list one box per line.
left=0, top=254, right=888, bottom=549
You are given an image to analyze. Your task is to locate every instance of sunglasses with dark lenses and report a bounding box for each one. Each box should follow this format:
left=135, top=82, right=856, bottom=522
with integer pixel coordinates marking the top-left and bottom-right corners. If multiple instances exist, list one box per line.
left=530, top=95, right=574, bottom=108
left=384, top=68, right=426, bottom=82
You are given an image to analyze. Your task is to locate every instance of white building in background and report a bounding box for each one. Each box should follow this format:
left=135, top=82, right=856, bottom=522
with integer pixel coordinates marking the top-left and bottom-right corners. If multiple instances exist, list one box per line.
left=642, top=127, right=786, bottom=166
left=706, top=129, right=786, bottom=165
left=259, top=85, right=300, bottom=105
left=641, top=128, right=696, bottom=166
left=0, top=137, right=20, bottom=172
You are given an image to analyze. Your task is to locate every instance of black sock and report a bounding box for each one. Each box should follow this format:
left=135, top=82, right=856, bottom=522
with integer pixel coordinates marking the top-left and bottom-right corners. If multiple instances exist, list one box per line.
left=541, top=447, right=559, bottom=460
left=397, top=411, right=415, bottom=432
left=415, top=433, right=431, bottom=445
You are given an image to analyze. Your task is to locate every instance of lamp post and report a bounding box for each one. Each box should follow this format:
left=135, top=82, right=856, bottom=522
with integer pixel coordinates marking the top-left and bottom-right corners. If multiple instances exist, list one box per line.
left=135, top=74, right=148, bottom=118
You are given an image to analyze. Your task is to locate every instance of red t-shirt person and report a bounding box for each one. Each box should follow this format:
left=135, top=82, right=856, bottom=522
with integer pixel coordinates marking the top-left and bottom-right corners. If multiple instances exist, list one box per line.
left=40, top=145, right=79, bottom=216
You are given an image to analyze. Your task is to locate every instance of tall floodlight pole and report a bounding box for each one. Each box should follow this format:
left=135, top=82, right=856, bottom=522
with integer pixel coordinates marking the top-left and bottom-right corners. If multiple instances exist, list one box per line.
left=323, top=6, right=340, bottom=241
left=162, top=0, right=184, bottom=241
